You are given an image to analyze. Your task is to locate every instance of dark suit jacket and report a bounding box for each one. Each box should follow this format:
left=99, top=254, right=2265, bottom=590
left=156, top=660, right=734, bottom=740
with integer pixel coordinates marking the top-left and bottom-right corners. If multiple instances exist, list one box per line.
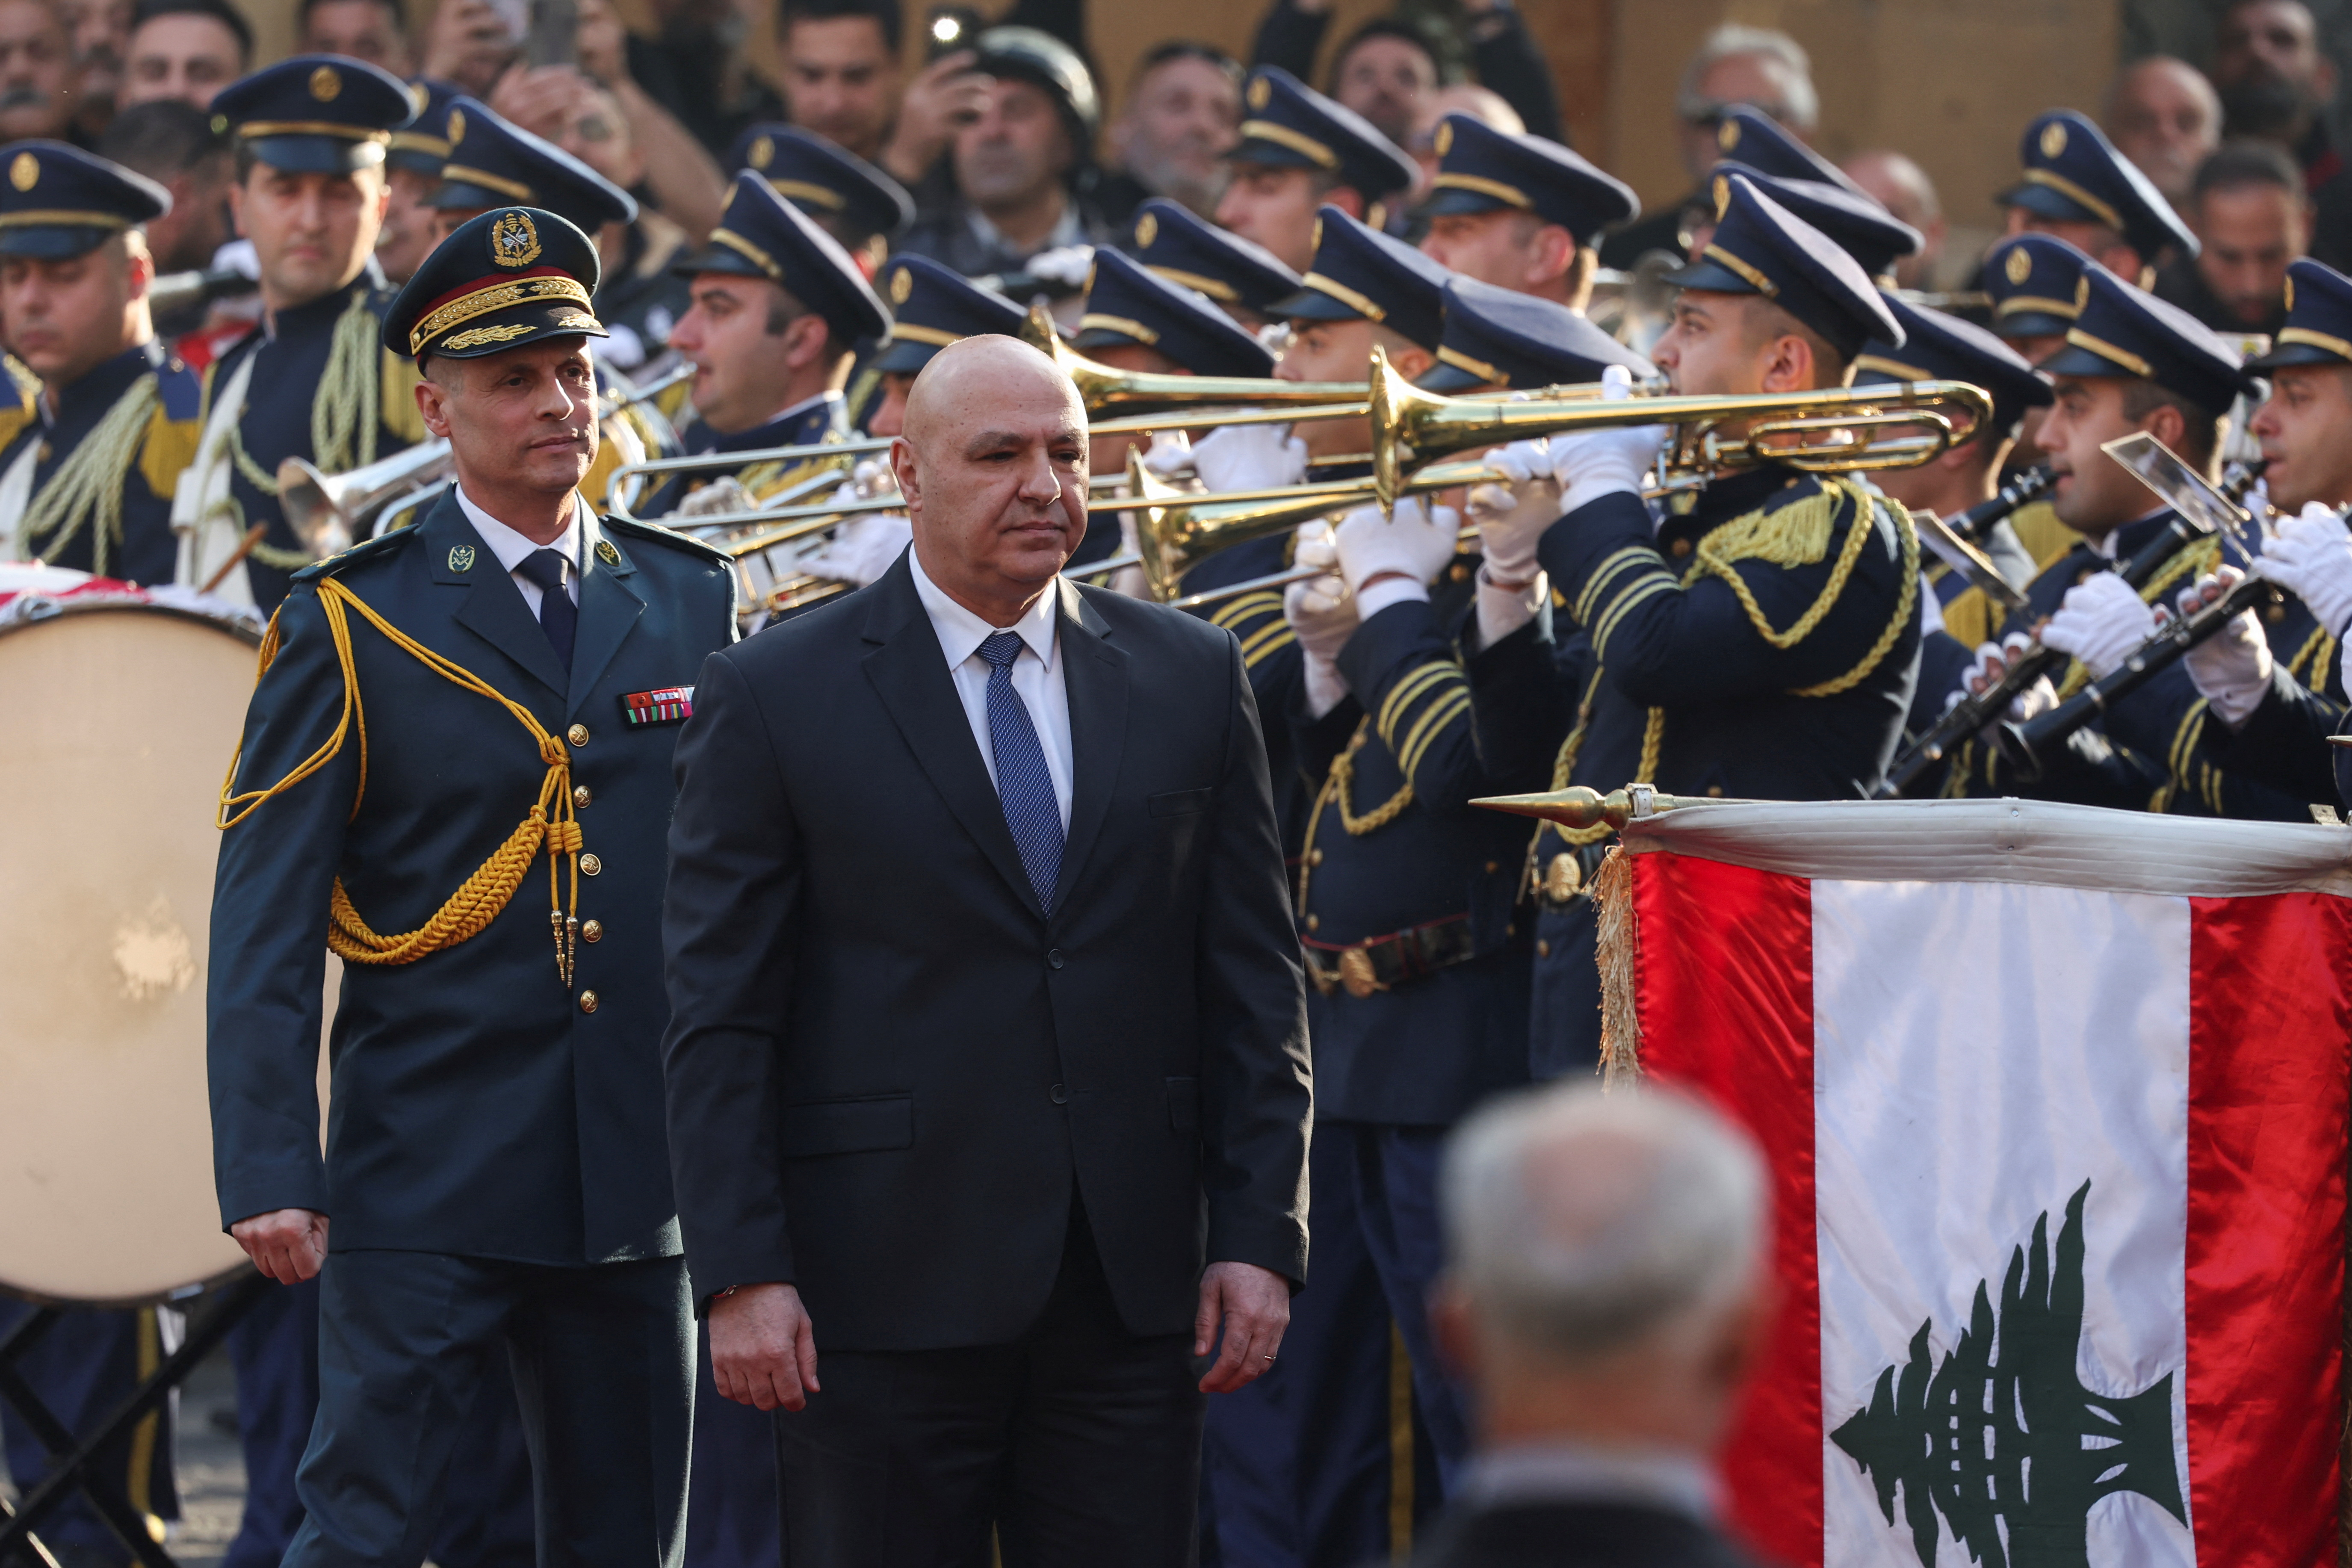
left=1406, top=1500, right=1761, bottom=1568
left=660, top=553, right=1312, bottom=1351
left=208, top=492, right=737, bottom=1264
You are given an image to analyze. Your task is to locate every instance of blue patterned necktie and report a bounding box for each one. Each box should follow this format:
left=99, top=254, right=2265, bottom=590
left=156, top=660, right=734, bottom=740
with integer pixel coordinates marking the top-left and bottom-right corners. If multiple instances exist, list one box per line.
left=978, top=629, right=1062, bottom=910
left=516, top=548, right=576, bottom=671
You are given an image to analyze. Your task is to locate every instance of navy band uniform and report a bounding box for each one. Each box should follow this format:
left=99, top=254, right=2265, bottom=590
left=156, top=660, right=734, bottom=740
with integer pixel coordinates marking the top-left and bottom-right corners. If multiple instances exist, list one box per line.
left=1230, top=66, right=1418, bottom=230
left=1123, top=196, right=1303, bottom=329
left=0, top=141, right=198, bottom=584
left=207, top=206, right=735, bottom=1568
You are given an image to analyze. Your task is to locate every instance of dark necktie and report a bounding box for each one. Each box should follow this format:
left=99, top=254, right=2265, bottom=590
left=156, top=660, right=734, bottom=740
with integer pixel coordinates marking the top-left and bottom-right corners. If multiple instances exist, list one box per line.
left=516, top=548, right=576, bottom=671
left=978, top=630, right=1063, bottom=910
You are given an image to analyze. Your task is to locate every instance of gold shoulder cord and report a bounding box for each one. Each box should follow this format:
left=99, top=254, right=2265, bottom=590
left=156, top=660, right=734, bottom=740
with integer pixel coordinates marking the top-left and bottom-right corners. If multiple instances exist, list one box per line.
left=19, top=375, right=160, bottom=576
left=218, top=579, right=585, bottom=984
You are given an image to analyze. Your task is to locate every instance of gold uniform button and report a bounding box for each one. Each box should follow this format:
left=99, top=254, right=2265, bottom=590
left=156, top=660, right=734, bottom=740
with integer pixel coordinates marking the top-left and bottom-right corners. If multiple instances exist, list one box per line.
left=578, top=989, right=599, bottom=1014
left=573, top=785, right=592, bottom=809
left=1305, top=913, right=1320, bottom=931
left=1706, top=784, right=1725, bottom=797
left=579, top=853, right=603, bottom=876
left=1309, top=847, right=1324, bottom=865
left=1536, top=939, right=1550, bottom=957
left=1669, top=537, right=1693, bottom=558
left=567, top=723, right=590, bottom=747
left=1484, top=860, right=1498, bottom=873
left=580, top=919, right=603, bottom=943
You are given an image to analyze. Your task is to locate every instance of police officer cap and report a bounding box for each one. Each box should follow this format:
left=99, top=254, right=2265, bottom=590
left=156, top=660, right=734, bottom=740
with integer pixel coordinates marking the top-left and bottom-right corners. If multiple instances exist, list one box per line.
left=1711, top=162, right=1920, bottom=286
left=387, top=78, right=463, bottom=177
left=1075, top=248, right=1273, bottom=379
left=1662, top=174, right=1901, bottom=358
left=0, top=142, right=170, bottom=259
left=1998, top=110, right=2195, bottom=265
left=676, top=171, right=891, bottom=343
left=973, top=27, right=1100, bottom=145
left=1268, top=205, right=1451, bottom=352
left=1708, top=104, right=1863, bottom=193
left=384, top=205, right=606, bottom=362
left=213, top=55, right=414, bottom=174
left=431, top=97, right=637, bottom=234
left=2246, top=258, right=2352, bottom=370
left=1418, top=276, right=1657, bottom=394
left=726, top=123, right=912, bottom=242
left=871, top=254, right=1027, bottom=375
left=1855, top=295, right=2053, bottom=438
left=2036, top=266, right=2255, bottom=415
left=1231, top=67, right=1417, bottom=213
left=1126, top=196, right=1300, bottom=316
left=1980, top=232, right=2090, bottom=342
left=1420, top=114, right=1639, bottom=245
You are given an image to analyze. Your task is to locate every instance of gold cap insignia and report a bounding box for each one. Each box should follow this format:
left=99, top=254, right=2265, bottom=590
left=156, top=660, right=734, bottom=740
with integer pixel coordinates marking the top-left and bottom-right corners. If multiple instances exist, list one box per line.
left=888, top=265, right=913, bottom=304
left=2039, top=119, right=2067, bottom=160
left=8, top=152, right=35, bottom=192
left=2004, top=245, right=2032, bottom=286
left=489, top=210, right=542, bottom=269
left=442, top=322, right=535, bottom=351
left=2285, top=275, right=2296, bottom=312
left=448, top=107, right=465, bottom=145
left=749, top=134, right=773, bottom=169
left=1718, top=118, right=1740, bottom=151
left=595, top=540, right=621, bottom=566
left=2074, top=273, right=2091, bottom=309
left=1712, top=174, right=1729, bottom=217
left=1247, top=76, right=1271, bottom=110
left=310, top=65, right=340, bottom=102
left=1433, top=119, right=1453, bottom=157
left=449, top=545, right=476, bottom=571
left=406, top=82, right=427, bottom=115
left=1134, top=211, right=1157, bottom=249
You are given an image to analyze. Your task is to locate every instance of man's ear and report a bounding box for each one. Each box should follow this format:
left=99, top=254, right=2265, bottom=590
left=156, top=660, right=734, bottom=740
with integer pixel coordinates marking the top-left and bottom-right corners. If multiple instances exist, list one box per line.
left=1324, top=185, right=1365, bottom=221
left=1758, top=331, right=1816, bottom=395
left=784, top=311, right=832, bottom=372
left=886, top=433, right=920, bottom=515
left=2140, top=396, right=2188, bottom=455
left=416, top=365, right=451, bottom=439
left=1391, top=342, right=1436, bottom=382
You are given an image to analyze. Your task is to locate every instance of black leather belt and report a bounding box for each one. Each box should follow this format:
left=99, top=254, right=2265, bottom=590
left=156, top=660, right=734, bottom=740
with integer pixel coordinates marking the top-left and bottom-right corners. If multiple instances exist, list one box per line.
left=1304, top=914, right=1476, bottom=999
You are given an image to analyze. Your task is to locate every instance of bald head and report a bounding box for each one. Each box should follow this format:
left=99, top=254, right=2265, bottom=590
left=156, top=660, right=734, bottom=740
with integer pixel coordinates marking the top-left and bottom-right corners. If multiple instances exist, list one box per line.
left=1840, top=150, right=1945, bottom=286
left=2106, top=56, right=2222, bottom=205
left=891, top=334, right=1090, bottom=626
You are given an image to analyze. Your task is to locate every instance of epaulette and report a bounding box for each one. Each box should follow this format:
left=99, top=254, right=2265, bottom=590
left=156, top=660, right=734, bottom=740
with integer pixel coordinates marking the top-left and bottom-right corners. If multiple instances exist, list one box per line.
left=154, top=354, right=203, bottom=420
left=600, top=509, right=734, bottom=567
left=290, top=523, right=418, bottom=582
left=1705, top=472, right=1872, bottom=571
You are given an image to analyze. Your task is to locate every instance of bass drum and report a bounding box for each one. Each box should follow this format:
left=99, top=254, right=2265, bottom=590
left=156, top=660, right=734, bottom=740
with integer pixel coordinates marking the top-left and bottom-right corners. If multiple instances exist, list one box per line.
left=0, top=598, right=334, bottom=1305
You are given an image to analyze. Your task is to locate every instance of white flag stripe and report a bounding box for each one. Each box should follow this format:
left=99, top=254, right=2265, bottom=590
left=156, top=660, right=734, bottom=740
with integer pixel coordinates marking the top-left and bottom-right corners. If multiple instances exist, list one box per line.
left=1811, top=879, right=2195, bottom=1568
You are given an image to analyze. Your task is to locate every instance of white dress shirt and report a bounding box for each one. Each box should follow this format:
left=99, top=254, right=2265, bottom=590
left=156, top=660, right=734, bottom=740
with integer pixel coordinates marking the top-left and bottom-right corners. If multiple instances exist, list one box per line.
left=457, top=486, right=591, bottom=615
left=909, top=548, right=1074, bottom=830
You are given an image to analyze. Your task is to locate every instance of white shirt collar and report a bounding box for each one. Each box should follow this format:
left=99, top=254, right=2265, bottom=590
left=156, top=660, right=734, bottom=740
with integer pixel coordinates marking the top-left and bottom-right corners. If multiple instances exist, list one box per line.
left=964, top=200, right=1082, bottom=260
left=762, top=389, right=843, bottom=430
left=907, top=546, right=1058, bottom=670
left=455, top=484, right=595, bottom=575
left=1460, top=1439, right=1718, bottom=1522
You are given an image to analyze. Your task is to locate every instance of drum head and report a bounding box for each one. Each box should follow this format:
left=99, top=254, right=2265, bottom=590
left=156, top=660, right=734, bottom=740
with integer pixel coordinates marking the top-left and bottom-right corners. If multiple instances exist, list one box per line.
left=0, top=604, right=326, bottom=1305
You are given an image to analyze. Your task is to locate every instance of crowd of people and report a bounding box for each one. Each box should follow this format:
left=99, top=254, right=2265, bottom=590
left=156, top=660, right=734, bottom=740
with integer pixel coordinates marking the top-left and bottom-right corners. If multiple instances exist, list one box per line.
left=3, top=0, right=2352, bottom=1566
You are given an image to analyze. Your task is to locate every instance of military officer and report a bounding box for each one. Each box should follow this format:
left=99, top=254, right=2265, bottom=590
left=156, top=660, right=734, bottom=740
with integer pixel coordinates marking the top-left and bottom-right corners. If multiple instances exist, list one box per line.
left=0, top=142, right=200, bottom=585
left=378, top=78, right=461, bottom=284
left=1123, top=195, right=1302, bottom=335
left=1480, top=174, right=1924, bottom=1077
left=1214, top=65, right=1416, bottom=273
left=1943, top=265, right=2263, bottom=811
left=635, top=170, right=888, bottom=520
left=207, top=205, right=735, bottom=1568
left=173, top=56, right=425, bottom=611
left=2189, top=257, right=2352, bottom=805
left=1600, top=103, right=1862, bottom=270
left=1417, top=112, right=1639, bottom=312
left=1998, top=109, right=2195, bottom=287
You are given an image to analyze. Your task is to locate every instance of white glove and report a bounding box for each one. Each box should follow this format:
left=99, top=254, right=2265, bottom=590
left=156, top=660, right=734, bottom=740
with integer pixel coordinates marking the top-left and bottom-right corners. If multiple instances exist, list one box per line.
left=1333, top=499, right=1461, bottom=614
left=674, top=474, right=752, bottom=519
left=1466, top=470, right=1557, bottom=583
left=1487, top=437, right=1555, bottom=489
left=1191, top=422, right=1308, bottom=493
left=796, top=512, right=911, bottom=588
left=1539, top=365, right=1665, bottom=514
left=2039, top=572, right=2158, bottom=680
left=1954, top=634, right=2056, bottom=726
left=1141, top=429, right=1194, bottom=479
left=1285, top=523, right=1355, bottom=717
left=1024, top=244, right=1095, bottom=288
left=2177, top=565, right=2272, bottom=727
left=2251, top=501, right=2352, bottom=637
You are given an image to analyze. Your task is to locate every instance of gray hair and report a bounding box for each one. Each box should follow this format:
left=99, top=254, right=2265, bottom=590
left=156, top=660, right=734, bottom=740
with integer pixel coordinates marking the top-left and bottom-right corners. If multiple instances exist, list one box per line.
left=1676, top=23, right=1820, bottom=132
left=1442, top=1084, right=1768, bottom=1366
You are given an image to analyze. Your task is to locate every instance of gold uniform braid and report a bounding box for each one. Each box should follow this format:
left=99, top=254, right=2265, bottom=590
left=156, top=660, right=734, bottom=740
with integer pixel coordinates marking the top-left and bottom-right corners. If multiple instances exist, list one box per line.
left=18, top=376, right=160, bottom=577
left=228, top=289, right=384, bottom=571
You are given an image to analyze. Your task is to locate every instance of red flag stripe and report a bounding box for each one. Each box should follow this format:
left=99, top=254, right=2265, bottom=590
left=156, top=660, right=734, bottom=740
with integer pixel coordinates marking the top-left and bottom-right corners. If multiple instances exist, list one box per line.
left=1630, top=850, right=1823, bottom=1568
left=2184, top=892, right=2351, bottom=1568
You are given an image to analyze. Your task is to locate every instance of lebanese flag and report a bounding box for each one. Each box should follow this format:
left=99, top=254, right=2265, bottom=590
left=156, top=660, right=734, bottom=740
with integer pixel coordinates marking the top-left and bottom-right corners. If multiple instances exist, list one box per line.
left=1591, top=797, right=2351, bottom=1568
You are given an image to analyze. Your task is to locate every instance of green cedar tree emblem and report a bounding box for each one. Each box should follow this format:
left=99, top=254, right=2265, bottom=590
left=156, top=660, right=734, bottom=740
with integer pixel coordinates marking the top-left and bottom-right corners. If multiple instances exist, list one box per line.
left=1831, top=1181, right=2185, bottom=1567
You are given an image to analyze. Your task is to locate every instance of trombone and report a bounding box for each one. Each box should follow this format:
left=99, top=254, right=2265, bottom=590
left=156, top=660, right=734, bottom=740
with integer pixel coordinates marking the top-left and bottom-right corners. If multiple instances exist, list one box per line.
left=1359, top=344, right=1994, bottom=507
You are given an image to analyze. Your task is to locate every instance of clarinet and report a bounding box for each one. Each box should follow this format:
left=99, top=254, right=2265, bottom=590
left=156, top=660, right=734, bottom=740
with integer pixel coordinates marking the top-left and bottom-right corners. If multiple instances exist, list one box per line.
left=1995, top=572, right=2281, bottom=778
left=1943, top=465, right=2053, bottom=549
